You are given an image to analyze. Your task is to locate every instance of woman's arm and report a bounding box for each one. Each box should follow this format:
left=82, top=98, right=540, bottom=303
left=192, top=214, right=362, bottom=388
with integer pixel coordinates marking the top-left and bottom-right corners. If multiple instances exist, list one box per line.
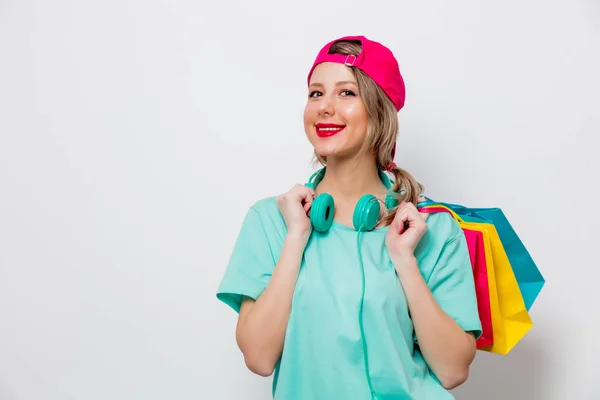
left=392, top=254, right=477, bottom=389
left=235, top=231, right=307, bottom=377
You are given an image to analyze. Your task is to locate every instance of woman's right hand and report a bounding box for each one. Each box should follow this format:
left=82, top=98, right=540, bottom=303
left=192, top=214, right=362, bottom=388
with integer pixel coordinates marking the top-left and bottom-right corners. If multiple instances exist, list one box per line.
left=276, top=184, right=316, bottom=241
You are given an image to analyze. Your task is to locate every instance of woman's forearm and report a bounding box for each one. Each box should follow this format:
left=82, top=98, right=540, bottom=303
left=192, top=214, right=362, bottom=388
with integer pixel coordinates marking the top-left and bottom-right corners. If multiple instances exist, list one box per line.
left=236, top=232, right=307, bottom=376
left=392, top=254, right=477, bottom=389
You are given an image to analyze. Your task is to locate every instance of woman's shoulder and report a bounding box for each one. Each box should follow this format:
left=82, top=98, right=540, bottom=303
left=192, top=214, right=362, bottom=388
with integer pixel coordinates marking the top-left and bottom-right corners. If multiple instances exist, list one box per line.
left=416, top=209, right=470, bottom=281
left=241, top=196, right=287, bottom=235
left=246, top=196, right=281, bottom=221
left=424, top=210, right=462, bottom=239
left=417, top=206, right=465, bottom=256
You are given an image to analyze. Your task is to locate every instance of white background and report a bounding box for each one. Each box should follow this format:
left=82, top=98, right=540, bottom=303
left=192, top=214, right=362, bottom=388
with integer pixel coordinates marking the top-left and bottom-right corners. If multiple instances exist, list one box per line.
left=1, top=0, right=599, bottom=399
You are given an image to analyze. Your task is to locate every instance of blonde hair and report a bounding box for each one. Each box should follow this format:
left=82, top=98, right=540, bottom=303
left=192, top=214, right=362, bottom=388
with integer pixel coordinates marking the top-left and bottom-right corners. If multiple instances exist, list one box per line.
left=312, top=40, right=424, bottom=226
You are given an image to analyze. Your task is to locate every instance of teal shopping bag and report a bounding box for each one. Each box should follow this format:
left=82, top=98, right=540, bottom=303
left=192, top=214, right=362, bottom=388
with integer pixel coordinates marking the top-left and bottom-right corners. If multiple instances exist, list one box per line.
left=420, top=198, right=544, bottom=311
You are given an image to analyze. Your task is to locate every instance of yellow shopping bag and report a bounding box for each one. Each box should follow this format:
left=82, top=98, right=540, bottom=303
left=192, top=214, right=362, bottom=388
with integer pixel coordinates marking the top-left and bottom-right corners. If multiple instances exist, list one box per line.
left=420, top=203, right=533, bottom=355
left=472, top=221, right=533, bottom=355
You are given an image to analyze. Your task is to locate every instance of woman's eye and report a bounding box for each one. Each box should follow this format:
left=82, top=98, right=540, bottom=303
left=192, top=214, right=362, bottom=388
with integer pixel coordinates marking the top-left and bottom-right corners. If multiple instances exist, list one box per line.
left=309, top=91, right=322, bottom=98
left=340, top=90, right=356, bottom=97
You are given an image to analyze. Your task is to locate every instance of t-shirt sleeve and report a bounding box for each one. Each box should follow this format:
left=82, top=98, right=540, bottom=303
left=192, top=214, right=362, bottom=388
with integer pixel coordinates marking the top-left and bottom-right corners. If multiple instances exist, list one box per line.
left=426, top=224, right=483, bottom=339
left=216, top=206, right=276, bottom=313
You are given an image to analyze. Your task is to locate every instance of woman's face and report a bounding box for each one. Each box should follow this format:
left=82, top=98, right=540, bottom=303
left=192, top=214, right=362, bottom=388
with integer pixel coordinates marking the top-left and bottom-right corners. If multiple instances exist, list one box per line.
left=304, top=62, right=368, bottom=160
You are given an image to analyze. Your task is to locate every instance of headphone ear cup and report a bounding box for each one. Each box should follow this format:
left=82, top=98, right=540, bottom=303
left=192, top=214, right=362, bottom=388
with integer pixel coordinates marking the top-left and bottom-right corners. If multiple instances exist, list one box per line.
left=385, top=193, right=399, bottom=210
left=310, top=193, right=335, bottom=232
left=353, top=194, right=381, bottom=231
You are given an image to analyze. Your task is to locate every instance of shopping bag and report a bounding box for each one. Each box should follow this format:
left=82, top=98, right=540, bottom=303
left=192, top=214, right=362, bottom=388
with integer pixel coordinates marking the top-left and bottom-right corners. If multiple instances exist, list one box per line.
left=419, top=206, right=494, bottom=349
left=426, top=201, right=544, bottom=311
left=463, top=227, right=494, bottom=349
left=419, top=203, right=533, bottom=355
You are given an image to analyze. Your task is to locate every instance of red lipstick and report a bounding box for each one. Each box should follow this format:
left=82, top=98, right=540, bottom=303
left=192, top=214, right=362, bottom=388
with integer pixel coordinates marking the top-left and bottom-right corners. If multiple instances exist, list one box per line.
left=315, top=123, right=346, bottom=138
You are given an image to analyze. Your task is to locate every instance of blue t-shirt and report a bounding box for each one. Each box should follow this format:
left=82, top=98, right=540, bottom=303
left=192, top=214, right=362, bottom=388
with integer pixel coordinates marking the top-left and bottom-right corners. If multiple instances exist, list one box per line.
left=217, top=196, right=481, bottom=400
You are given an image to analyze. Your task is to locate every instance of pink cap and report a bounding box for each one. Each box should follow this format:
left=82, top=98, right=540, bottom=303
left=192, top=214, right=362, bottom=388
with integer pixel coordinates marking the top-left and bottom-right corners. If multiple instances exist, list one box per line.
left=307, top=35, right=406, bottom=112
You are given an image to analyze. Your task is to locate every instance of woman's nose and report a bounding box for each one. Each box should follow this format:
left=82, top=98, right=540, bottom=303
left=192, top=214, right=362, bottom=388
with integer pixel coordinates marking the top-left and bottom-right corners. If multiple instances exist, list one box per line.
left=318, top=96, right=335, bottom=117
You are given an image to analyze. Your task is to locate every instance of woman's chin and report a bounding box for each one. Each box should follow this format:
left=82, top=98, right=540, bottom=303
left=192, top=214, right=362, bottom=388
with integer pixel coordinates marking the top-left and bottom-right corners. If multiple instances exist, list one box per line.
left=314, top=149, right=338, bottom=159
left=314, top=143, right=358, bottom=160
left=314, top=142, right=344, bottom=158
left=311, top=135, right=364, bottom=159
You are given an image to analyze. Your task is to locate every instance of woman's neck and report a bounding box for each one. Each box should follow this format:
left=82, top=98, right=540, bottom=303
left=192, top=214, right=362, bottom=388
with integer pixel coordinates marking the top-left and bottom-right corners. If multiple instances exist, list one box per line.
left=316, top=157, right=388, bottom=201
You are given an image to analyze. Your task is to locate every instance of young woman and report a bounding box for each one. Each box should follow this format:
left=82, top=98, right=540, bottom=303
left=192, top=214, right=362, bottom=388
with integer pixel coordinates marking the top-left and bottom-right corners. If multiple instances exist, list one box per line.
left=217, top=35, right=481, bottom=400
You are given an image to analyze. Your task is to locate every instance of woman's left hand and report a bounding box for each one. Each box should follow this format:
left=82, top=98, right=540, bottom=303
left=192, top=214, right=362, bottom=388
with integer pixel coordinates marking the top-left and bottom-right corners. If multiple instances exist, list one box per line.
left=385, top=201, right=428, bottom=260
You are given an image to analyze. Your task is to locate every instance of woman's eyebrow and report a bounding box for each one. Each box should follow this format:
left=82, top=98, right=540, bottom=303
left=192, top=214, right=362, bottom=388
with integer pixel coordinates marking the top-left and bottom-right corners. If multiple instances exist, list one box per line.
left=309, top=80, right=358, bottom=88
left=335, top=80, right=358, bottom=86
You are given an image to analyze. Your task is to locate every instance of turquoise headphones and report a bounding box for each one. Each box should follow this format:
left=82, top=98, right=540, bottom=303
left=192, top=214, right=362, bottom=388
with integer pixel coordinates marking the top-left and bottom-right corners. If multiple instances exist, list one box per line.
left=305, top=168, right=401, bottom=232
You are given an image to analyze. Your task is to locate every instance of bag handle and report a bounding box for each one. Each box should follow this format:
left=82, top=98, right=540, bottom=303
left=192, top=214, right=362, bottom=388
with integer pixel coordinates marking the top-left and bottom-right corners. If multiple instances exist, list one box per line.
left=417, top=197, right=465, bottom=223
left=419, top=205, right=465, bottom=223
